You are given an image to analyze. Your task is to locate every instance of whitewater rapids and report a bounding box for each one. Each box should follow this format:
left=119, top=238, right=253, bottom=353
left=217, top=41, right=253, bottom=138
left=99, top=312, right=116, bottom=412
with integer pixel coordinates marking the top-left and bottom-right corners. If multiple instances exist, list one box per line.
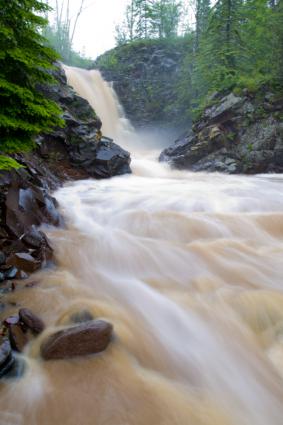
left=1, top=67, right=283, bottom=425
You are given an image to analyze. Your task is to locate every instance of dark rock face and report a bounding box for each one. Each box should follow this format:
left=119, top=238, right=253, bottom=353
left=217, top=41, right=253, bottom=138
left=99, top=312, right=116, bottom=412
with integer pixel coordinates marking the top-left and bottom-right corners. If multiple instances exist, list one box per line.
left=95, top=40, right=189, bottom=131
left=0, top=169, right=57, bottom=282
left=160, top=92, right=283, bottom=174
left=41, top=320, right=113, bottom=360
left=0, top=63, right=131, bottom=289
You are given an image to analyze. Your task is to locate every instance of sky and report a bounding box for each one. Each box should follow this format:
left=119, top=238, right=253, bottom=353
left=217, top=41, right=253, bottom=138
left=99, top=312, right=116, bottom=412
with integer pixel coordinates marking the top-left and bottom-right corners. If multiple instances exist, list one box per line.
left=48, top=0, right=130, bottom=59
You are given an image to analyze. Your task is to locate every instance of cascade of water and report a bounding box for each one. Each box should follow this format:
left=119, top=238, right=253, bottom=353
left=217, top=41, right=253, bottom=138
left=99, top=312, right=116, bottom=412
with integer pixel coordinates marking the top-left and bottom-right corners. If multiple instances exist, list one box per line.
left=63, top=65, right=135, bottom=146
left=1, top=67, right=283, bottom=425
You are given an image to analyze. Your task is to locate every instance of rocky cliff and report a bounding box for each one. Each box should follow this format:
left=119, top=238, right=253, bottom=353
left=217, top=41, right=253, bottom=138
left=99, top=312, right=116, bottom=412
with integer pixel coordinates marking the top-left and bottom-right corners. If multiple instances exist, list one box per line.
left=95, top=39, right=190, bottom=132
left=160, top=90, right=283, bottom=174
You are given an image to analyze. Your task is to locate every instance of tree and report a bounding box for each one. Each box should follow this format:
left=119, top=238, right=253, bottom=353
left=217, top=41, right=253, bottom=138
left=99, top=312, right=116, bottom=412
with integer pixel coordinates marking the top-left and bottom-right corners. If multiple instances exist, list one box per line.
left=149, top=0, right=182, bottom=38
left=44, top=0, right=87, bottom=64
left=193, top=0, right=244, bottom=97
left=0, top=0, right=63, bottom=154
left=115, top=0, right=183, bottom=43
left=194, top=0, right=210, bottom=49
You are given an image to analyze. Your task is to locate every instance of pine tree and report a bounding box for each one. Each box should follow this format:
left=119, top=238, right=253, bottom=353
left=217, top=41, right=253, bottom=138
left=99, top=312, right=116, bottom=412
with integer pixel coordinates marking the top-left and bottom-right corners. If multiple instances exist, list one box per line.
left=193, top=0, right=244, bottom=97
left=0, top=0, right=64, bottom=154
left=195, top=0, right=211, bottom=50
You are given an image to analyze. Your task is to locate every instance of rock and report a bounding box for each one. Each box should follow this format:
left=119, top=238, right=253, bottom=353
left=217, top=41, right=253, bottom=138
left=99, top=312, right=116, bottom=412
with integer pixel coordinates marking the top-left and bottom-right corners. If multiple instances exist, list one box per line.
left=69, top=139, right=131, bottom=178
left=199, top=93, right=244, bottom=129
left=4, top=267, right=18, bottom=280
left=160, top=90, right=283, bottom=174
left=7, top=253, right=41, bottom=273
left=0, top=280, right=16, bottom=295
left=0, top=251, right=6, bottom=266
left=91, top=140, right=132, bottom=178
left=8, top=324, right=28, bottom=352
left=95, top=39, right=188, bottom=130
left=0, top=337, right=14, bottom=379
left=19, top=308, right=45, bottom=335
left=22, top=227, right=48, bottom=249
left=4, top=315, right=20, bottom=327
left=41, top=320, right=113, bottom=360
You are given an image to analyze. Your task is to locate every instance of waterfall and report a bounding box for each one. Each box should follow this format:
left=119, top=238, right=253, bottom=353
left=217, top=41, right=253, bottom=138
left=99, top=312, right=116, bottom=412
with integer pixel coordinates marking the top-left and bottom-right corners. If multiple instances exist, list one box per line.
left=63, top=65, right=134, bottom=146
left=1, top=67, right=283, bottom=425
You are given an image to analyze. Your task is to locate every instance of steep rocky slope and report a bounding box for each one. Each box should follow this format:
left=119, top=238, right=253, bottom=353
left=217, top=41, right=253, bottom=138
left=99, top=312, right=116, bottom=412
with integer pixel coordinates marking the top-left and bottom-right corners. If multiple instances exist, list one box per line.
left=95, top=39, right=190, bottom=131
left=0, top=64, right=131, bottom=320
left=160, top=90, right=283, bottom=174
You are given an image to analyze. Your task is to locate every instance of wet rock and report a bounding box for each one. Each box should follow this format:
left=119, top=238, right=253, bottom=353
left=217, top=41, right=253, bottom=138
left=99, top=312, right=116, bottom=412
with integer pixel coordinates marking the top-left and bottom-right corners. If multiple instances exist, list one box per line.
left=69, top=138, right=131, bottom=178
left=0, top=337, right=14, bottom=378
left=7, top=253, right=41, bottom=273
left=19, top=308, right=45, bottom=335
left=8, top=324, right=28, bottom=352
left=92, top=139, right=132, bottom=178
left=22, top=227, right=47, bottom=249
left=3, top=356, right=26, bottom=379
left=0, top=280, right=16, bottom=295
left=41, top=320, right=113, bottom=360
left=160, top=91, right=283, bottom=174
left=4, top=315, right=20, bottom=327
left=95, top=40, right=188, bottom=130
left=0, top=251, right=6, bottom=266
left=15, top=270, right=29, bottom=280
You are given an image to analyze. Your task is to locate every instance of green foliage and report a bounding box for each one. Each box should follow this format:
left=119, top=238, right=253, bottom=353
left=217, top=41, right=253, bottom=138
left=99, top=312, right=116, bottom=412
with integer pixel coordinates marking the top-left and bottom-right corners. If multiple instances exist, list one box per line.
left=0, top=0, right=64, bottom=154
left=115, top=0, right=182, bottom=44
left=0, top=155, right=22, bottom=171
left=192, top=0, right=283, bottom=108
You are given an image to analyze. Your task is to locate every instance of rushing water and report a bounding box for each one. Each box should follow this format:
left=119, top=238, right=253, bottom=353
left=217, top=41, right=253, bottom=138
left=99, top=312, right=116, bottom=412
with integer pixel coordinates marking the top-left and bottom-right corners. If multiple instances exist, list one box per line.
left=1, top=68, right=283, bottom=425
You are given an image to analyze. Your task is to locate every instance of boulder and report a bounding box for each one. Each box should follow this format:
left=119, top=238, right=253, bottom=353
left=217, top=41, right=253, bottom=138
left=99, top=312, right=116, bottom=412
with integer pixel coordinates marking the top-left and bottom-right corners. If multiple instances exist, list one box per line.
left=19, top=308, right=45, bottom=335
left=8, top=324, right=28, bottom=352
left=69, top=139, right=131, bottom=178
left=41, top=320, right=113, bottom=360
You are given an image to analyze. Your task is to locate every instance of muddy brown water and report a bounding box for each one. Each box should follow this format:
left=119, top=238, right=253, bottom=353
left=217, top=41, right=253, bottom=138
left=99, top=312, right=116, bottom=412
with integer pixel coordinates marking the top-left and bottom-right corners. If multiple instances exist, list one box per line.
left=1, top=68, right=283, bottom=425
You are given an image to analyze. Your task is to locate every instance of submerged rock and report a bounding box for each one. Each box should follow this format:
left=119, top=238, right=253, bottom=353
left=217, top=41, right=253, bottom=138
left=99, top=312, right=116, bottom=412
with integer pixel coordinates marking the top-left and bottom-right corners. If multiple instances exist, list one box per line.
left=70, top=310, right=94, bottom=324
left=41, top=320, right=113, bottom=360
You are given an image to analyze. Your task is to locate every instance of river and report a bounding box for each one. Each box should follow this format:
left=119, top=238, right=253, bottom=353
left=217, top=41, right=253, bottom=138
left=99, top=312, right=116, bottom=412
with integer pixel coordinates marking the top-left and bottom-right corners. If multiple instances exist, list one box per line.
left=1, top=67, right=283, bottom=425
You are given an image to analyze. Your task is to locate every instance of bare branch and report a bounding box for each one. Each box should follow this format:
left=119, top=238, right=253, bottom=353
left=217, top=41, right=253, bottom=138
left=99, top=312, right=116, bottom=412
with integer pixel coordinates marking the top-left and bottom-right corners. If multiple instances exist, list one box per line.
left=70, top=0, right=86, bottom=45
